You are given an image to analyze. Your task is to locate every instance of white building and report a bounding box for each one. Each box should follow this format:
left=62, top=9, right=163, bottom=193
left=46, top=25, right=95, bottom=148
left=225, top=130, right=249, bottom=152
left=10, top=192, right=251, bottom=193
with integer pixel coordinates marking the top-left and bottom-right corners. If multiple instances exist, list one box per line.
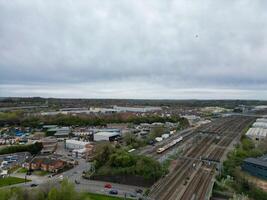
left=94, top=132, right=121, bottom=142
left=252, top=122, right=267, bottom=129
left=113, top=105, right=161, bottom=113
left=246, top=128, right=267, bottom=141
left=65, top=139, right=90, bottom=149
left=73, top=131, right=92, bottom=137
left=256, top=118, right=267, bottom=123
left=246, top=118, right=267, bottom=141
left=72, top=147, right=93, bottom=159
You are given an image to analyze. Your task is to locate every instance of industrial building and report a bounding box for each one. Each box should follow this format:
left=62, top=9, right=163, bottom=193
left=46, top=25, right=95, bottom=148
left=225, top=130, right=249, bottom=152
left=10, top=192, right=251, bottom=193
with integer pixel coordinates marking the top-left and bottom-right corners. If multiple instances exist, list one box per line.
left=46, top=127, right=70, bottom=138
left=253, top=122, right=267, bottom=129
left=72, top=144, right=94, bottom=159
left=65, top=139, right=90, bottom=149
left=256, top=118, right=267, bottom=123
left=246, top=118, right=267, bottom=141
left=242, top=155, right=267, bottom=180
left=41, top=137, right=58, bottom=154
left=94, top=131, right=121, bottom=141
left=246, top=128, right=267, bottom=141
left=113, top=105, right=161, bottom=113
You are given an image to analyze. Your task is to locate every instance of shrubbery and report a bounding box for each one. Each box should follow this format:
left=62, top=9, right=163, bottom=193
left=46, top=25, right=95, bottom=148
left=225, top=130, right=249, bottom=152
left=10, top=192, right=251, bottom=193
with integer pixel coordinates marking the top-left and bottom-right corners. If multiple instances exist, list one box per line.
left=0, top=142, right=43, bottom=155
left=93, top=144, right=167, bottom=181
left=123, top=133, right=145, bottom=149
left=217, top=136, right=267, bottom=200
left=0, top=180, right=82, bottom=200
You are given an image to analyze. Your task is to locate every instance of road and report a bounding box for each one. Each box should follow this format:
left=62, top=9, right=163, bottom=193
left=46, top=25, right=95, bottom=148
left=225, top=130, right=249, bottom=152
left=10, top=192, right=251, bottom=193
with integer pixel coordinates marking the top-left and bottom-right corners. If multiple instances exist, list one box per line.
left=8, top=157, right=141, bottom=199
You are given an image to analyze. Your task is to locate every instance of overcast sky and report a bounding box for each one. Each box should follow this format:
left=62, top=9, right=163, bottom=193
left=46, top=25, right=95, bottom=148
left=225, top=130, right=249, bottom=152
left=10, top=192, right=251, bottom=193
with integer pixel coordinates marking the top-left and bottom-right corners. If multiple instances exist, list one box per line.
left=0, top=0, right=267, bottom=99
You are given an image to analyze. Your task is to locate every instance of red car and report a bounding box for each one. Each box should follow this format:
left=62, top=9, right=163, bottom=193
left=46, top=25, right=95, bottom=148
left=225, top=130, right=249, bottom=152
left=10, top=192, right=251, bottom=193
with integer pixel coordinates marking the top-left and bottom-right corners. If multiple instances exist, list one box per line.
left=104, top=183, right=112, bottom=189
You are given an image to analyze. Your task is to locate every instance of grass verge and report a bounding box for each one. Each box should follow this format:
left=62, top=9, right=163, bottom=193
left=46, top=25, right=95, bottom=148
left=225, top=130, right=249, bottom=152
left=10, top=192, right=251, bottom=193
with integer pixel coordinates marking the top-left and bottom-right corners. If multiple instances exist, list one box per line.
left=0, top=176, right=30, bottom=187
left=82, top=192, right=130, bottom=200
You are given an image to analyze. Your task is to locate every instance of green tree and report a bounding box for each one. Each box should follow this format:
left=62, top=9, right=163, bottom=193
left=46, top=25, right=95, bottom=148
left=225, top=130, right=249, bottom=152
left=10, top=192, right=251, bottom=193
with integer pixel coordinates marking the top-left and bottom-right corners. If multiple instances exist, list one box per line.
left=58, top=179, right=80, bottom=200
left=149, top=127, right=165, bottom=139
left=48, top=188, right=59, bottom=200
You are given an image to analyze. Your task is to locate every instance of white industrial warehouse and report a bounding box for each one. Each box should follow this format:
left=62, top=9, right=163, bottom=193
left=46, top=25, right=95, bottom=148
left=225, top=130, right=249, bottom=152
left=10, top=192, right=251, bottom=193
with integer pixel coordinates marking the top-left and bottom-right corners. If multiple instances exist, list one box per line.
left=94, top=131, right=121, bottom=141
left=246, top=118, right=267, bottom=141
left=246, top=128, right=267, bottom=141
left=252, top=122, right=267, bottom=129
left=65, top=139, right=90, bottom=149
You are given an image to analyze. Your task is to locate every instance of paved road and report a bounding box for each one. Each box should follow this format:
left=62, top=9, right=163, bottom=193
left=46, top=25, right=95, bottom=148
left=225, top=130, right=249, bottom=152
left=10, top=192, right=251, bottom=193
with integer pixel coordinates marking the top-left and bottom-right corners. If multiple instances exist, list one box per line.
left=8, top=158, right=141, bottom=199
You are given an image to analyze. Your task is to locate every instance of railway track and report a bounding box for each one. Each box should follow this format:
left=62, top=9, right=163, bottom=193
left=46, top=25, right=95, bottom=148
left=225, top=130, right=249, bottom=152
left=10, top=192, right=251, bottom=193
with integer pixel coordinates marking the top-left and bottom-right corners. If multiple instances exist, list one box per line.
left=149, top=116, right=256, bottom=200
left=149, top=136, right=215, bottom=200
left=180, top=164, right=215, bottom=200
left=138, top=128, right=196, bottom=159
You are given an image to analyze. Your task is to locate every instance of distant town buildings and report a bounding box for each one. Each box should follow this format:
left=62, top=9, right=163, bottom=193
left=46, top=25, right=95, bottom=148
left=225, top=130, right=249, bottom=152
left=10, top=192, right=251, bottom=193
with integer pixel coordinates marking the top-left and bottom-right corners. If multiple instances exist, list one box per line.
left=40, top=105, right=162, bottom=116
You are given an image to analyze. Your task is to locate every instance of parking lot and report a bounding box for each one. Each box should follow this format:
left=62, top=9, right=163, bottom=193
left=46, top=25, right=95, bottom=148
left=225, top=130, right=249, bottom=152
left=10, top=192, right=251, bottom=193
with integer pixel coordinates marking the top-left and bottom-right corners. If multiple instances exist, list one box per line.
left=0, top=152, right=31, bottom=170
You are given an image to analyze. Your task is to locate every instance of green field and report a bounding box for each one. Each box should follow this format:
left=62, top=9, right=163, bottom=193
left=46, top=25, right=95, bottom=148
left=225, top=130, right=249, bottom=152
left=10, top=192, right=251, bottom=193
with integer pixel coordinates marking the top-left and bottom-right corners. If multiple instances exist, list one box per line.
left=0, top=176, right=30, bottom=187
left=33, top=170, right=50, bottom=176
left=17, top=167, right=28, bottom=173
left=82, top=193, right=130, bottom=200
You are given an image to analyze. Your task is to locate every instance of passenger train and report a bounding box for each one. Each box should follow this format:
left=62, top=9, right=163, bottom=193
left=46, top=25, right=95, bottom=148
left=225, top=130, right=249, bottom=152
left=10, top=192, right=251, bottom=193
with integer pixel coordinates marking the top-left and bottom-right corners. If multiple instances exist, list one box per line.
left=157, top=136, right=183, bottom=154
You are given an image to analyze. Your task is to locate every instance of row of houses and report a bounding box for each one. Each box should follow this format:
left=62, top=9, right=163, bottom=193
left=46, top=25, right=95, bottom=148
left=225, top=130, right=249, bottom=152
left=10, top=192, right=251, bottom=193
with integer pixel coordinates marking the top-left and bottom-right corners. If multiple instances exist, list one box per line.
left=23, top=156, right=65, bottom=173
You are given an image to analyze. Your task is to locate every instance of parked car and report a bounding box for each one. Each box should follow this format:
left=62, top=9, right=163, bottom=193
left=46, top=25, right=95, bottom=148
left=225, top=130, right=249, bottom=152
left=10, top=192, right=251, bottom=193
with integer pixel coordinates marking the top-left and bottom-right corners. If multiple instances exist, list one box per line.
left=104, top=183, right=112, bottom=189
left=129, top=192, right=137, bottom=197
left=147, top=140, right=155, bottom=145
left=30, top=184, right=38, bottom=187
left=109, top=190, right=118, bottom=195
left=135, top=188, right=143, bottom=194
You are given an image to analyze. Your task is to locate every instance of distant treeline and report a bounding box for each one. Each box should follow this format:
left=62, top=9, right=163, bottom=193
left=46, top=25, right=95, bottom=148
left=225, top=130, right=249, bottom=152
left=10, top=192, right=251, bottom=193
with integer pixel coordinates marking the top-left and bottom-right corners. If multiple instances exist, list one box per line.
left=0, top=112, right=189, bottom=128
left=1, top=97, right=267, bottom=109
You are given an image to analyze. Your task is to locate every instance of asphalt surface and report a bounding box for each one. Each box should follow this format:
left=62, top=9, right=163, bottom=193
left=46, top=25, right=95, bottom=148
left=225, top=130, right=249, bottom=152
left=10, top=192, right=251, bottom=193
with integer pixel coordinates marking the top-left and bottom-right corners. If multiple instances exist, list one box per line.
left=0, top=152, right=30, bottom=170
left=6, top=150, right=142, bottom=199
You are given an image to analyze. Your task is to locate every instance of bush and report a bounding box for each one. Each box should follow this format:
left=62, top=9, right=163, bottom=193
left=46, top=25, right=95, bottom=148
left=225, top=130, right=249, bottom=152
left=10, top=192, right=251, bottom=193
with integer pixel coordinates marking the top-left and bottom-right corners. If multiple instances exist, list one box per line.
left=0, top=142, right=43, bottom=155
left=93, top=144, right=166, bottom=181
left=219, top=135, right=267, bottom=199
left=0, top=180, right=83, bottom=200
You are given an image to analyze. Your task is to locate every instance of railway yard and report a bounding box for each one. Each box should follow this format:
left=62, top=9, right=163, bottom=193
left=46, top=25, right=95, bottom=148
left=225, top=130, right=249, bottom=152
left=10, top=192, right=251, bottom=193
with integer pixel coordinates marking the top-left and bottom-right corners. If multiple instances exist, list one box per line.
left=137, top=127, right=196, bottom=161
left=148, top=116, right=255, bottom=200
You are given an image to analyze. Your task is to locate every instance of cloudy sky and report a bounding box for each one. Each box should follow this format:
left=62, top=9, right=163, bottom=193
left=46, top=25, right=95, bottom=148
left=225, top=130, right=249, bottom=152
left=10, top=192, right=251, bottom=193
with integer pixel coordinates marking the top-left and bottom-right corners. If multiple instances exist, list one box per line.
left=0, top=0, right=267, bottom=99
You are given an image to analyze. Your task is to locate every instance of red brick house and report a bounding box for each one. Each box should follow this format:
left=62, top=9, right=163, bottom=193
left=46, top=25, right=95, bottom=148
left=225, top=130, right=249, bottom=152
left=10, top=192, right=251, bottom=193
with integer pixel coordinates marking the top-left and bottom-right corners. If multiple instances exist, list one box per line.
left=41, top=159, right=65, bottom=172
left=24, top=157, right=65, bottom=173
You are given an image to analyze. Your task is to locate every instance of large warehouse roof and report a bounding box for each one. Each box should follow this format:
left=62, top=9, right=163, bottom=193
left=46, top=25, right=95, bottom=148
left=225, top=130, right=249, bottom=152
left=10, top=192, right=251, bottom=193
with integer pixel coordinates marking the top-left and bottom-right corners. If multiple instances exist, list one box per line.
left=256, top=118, right=267, bottom=123
left=244, top=157, right=267, bottom=168
left=94, top=131, right=120, bottom=137
left=246, top=128, right=267, bottom=138
left=253, top=122, right=267, bottom=129
left=66, top=139, right=89, bottom=145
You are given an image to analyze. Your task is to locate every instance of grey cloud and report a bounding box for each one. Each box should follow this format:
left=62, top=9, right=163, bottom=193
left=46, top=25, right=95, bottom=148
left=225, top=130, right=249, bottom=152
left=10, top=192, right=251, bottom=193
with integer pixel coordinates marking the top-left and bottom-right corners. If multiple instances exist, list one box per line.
left=0, top=0, right=267, bottom=98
